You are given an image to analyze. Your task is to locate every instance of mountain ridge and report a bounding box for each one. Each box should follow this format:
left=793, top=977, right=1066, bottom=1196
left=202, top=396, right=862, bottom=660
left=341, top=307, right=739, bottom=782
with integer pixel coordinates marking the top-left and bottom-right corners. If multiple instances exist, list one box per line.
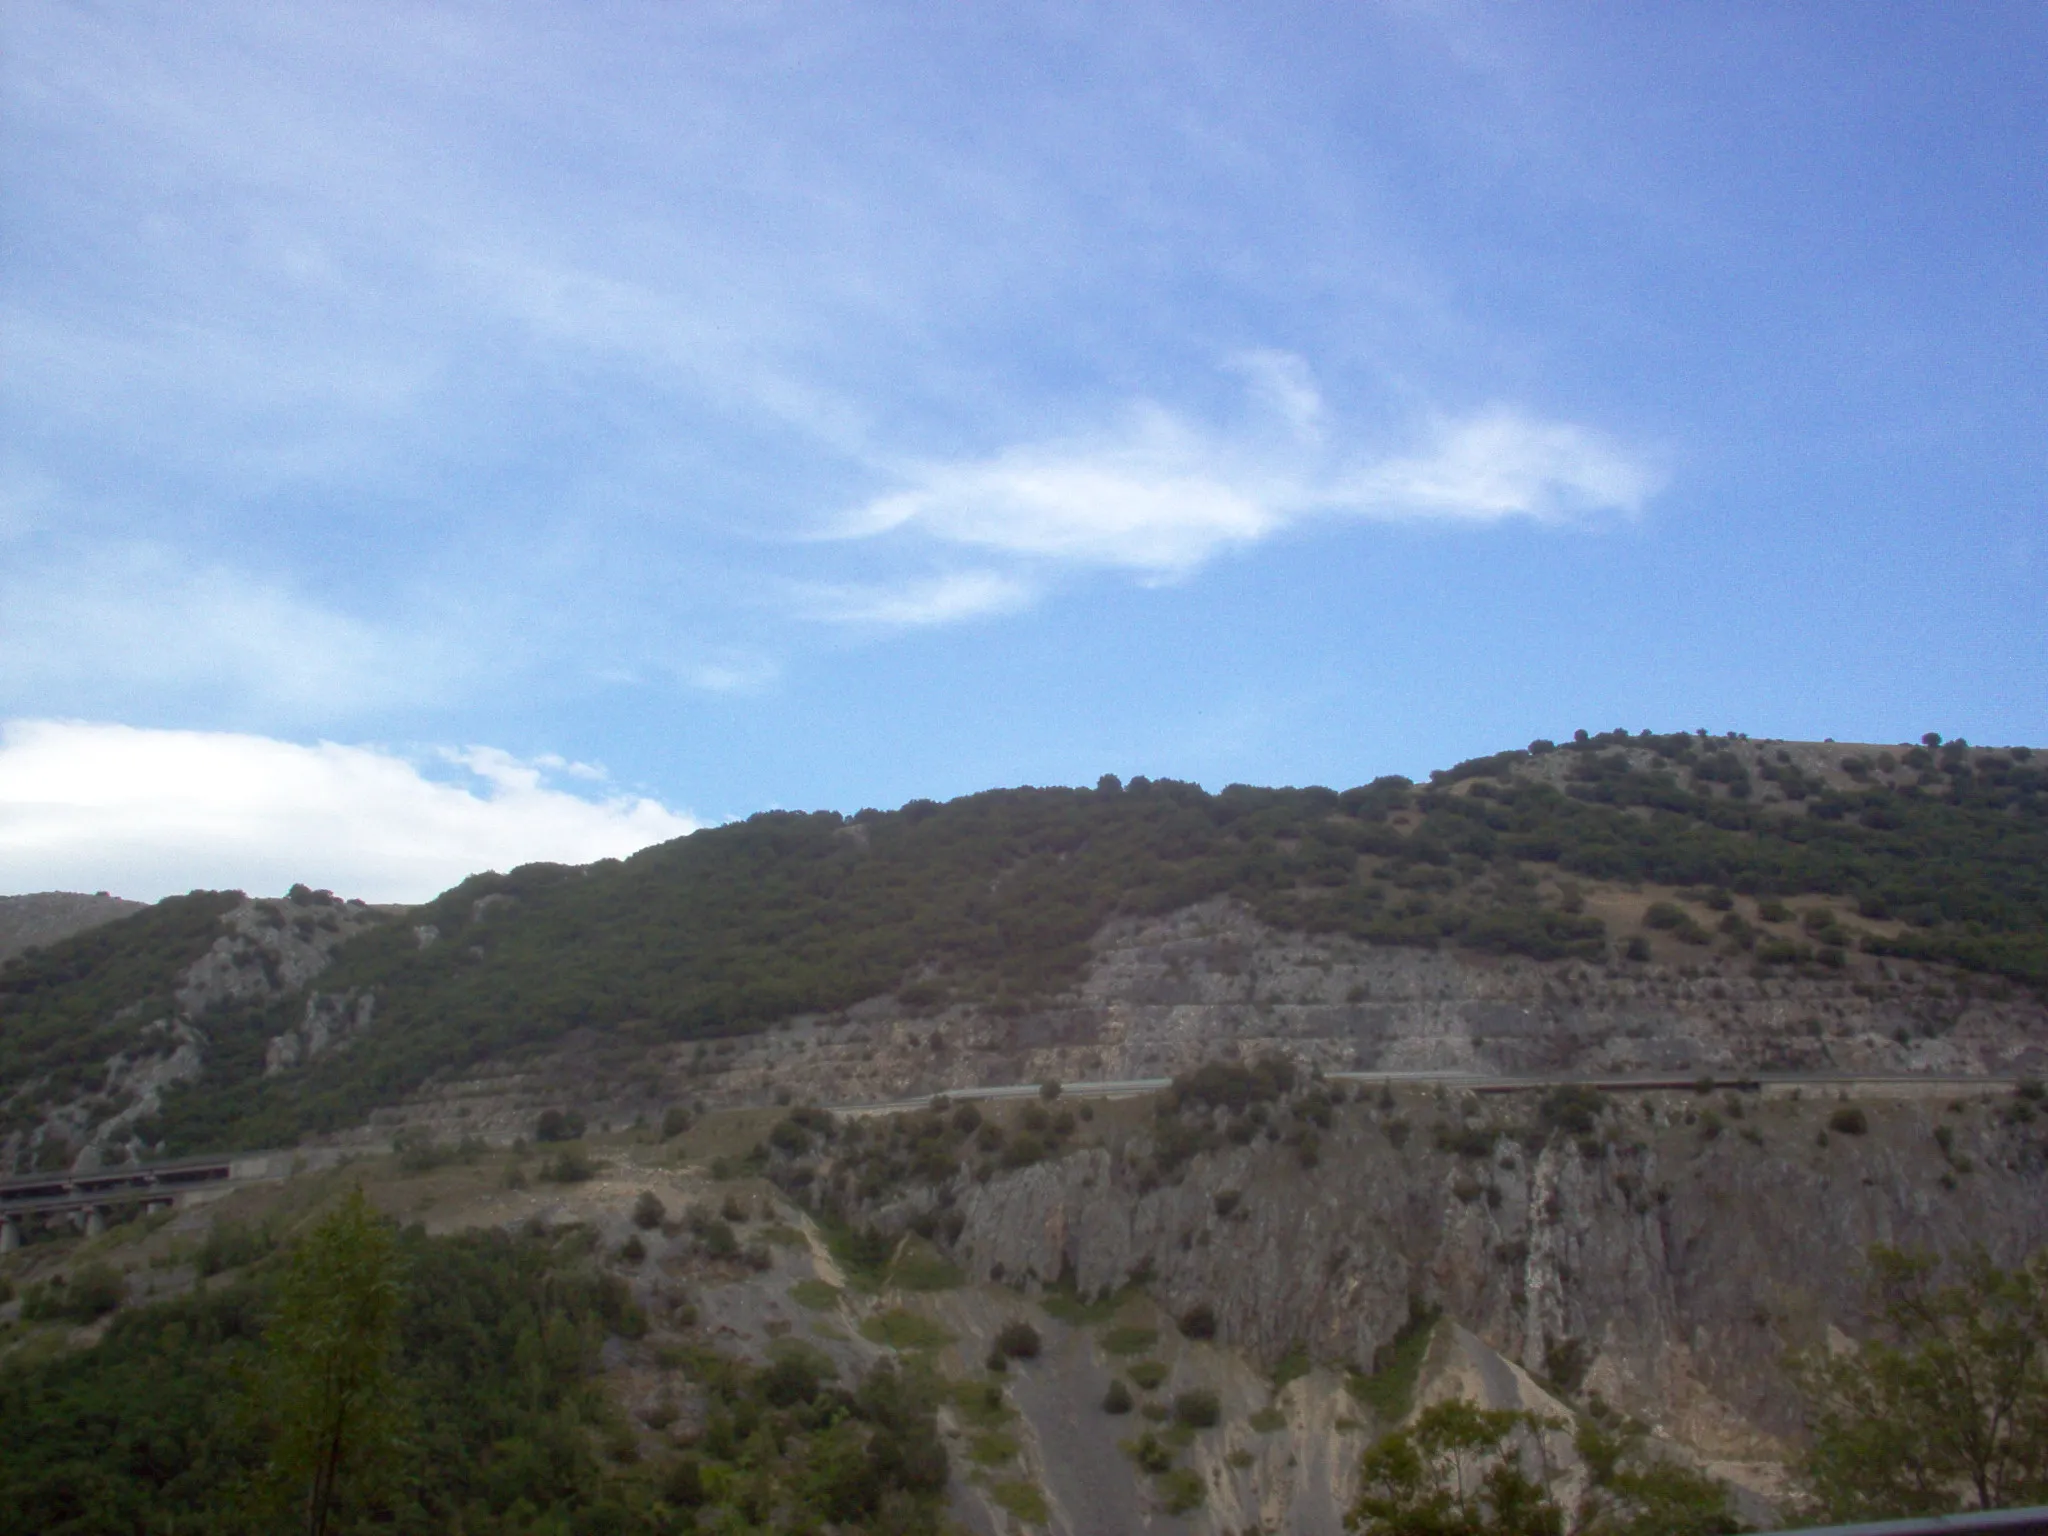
left=3, top=730, right=2043, bottom=1169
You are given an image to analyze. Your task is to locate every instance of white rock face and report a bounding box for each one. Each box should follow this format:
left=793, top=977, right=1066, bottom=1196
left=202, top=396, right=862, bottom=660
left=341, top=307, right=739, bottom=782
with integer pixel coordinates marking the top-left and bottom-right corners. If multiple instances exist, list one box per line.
left=265, top=990, right=377, bottom=1076
left=1, top=893, right=384, bottom=1172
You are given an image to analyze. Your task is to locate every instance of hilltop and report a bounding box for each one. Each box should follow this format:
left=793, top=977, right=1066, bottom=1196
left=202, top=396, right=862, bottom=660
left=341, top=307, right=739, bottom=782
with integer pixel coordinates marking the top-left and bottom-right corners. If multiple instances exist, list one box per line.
left=2, top=728, right=2044, bottom=1168
left=0, top=891, right=145, bottom=966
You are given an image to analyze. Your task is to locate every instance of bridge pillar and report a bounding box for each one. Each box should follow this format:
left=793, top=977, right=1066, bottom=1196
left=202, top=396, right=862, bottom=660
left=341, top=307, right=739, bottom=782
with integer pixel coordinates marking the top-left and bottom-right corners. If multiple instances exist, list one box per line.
left=0, top=1215, right=18, bottom=1254
left=84, top=1206, right=106, bottom=1238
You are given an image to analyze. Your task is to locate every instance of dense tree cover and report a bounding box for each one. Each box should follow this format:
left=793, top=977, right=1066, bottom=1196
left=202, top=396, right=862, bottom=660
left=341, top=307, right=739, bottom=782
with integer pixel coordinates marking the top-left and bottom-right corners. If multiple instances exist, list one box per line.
left=0, top=1216, right=949, bottom=1536
left=7, top=732, right=2044, bottom=1155
left=1791, top=1245, right=2048, bottom=1519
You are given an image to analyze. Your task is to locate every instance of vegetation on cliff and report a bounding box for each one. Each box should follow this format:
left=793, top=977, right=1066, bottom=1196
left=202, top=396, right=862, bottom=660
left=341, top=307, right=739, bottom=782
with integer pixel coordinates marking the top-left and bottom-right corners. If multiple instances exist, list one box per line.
left=1349, top=1398, right=1738, bottom=1535
left=3, top=730, right=2044, bottom=1156
left=0, top=1198, right=949, bottom=1536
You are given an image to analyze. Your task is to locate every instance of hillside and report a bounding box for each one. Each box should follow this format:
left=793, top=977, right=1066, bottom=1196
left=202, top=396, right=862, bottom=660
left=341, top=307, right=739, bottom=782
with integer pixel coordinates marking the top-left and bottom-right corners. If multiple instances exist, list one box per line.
left=3, top=731, right=2047, bottom=1531
left=2, top=729, right=2045, bottom=1169
left=3, top=1074, right=2043, bottom=1532
left=0, top=891, right=146, bottom=965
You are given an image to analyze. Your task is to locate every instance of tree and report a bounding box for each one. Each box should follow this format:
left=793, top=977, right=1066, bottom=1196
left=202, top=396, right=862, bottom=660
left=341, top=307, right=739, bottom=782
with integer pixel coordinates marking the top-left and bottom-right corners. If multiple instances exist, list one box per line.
left=1347, top=1399, right=1736, bottom=1536
left=264, top=1187, right=406, bottom=1536
left=1350, top=1400, right=1564, bottom=1536
left=1791, top=1246, right=2048, bottom=1519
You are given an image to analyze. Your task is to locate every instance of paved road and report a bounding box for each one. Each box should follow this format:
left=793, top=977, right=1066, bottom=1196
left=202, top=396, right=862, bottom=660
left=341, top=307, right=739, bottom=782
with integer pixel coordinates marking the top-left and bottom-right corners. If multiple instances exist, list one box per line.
left=829, top=1068, right=2026, bottom=1116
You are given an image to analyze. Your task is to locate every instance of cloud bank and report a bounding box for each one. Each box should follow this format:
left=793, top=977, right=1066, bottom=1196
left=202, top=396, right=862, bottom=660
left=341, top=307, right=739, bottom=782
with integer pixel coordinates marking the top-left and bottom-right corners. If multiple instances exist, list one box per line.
left=0, top=721, right=699, bottom=904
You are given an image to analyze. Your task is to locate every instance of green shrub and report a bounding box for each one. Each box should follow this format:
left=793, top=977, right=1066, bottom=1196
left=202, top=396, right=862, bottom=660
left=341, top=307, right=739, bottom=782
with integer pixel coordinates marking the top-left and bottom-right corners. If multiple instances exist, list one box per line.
left=631, top=1190, right=666, bottom=1229
left=789, top=1278, right=840, bottom=1310
left=1129, top=1360, right=1169, bottom=1391
left=1171, top=1389, right=1221, bottom=1429
left=1349, top=1304, right=1438, bottom=1423
left=989, top=1479, right=1050, bottom=1523
left=995, top=1320, right=1042, bottom=1359
left=968, top=1430, right=1020, bottom=1467
left=534, top=1109, right=584, bottom=1143
left=195, top=1220, right=274, bottom=1277
left=539, top=1149, right=599, bottom=1183
left=1829, top=1106, right=1870, bottom=1136
left=1155, top=1467, right=1205, bottom=1513
left=1178, top=1302, right=1217, bottom=1339
left=1126, top=1430, right=1174, bottom=1473
left=22, top=1262, right=124, bottom=1324
left=1539, top=1086, right=1603, bottom=1137
left=1271, top=1342, right=1311, bottom=1390
left=1101, top=1324, right=1159, bottom=1357
left=886, top=1242, right=965, bottom=1293
left=1103, top=1378, right=1134, bottom=1413
left=858, top=1309, right=954, bottom=1351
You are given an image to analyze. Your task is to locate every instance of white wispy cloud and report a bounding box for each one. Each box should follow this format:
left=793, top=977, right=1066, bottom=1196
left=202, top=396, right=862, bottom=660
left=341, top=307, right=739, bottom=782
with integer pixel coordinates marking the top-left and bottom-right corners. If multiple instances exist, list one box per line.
left=1342, top=411, right=1661, bottom=523
left=3, top=6, right=1675, bottom=697
left=832, top=365, right=1661, bottom=592
left=674, top=652, right=783, bottom=695
left=794, top=571, right=1037, bottom=628
left=0, top=720, right=700, bottom=904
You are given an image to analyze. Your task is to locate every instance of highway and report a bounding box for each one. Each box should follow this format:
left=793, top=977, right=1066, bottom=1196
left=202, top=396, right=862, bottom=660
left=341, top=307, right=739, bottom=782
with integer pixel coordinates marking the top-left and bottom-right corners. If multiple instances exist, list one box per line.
left=828, top=1068, right=2027, bottom=1117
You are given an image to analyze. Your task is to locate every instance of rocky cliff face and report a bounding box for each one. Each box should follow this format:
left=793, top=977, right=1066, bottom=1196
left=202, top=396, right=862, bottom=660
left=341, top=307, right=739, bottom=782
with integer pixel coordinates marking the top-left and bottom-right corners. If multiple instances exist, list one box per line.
left=832, top=1077, right=2048, bottom=1509
left=382, top=895, right=2046, bottom=1147
left=2, top=891, right=385, bottom=1171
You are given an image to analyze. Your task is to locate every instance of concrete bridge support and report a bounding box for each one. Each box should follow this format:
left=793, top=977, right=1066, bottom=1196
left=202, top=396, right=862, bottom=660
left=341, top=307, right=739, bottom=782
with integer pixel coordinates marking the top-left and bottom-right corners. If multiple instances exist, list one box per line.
left=0, top=1215, right=18, bottom=1254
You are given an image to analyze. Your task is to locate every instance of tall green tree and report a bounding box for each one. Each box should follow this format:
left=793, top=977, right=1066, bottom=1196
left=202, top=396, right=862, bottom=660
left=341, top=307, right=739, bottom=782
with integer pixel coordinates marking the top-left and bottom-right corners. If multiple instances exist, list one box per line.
left=1791, top=1245, right=2048, bottom=1519
left=262, top=1187, right=406, bottom=1536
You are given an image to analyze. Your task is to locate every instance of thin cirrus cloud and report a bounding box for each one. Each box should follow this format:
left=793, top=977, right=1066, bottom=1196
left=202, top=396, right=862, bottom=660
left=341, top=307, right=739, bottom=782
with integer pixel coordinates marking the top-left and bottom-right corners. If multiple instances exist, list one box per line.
left=832, top=372, right=1662, bottom=600
left=0, top=720, right=699, bottom=904
left=0, top=543, right=452, bottom=720
left=793, top=570, right=1038, bottom=629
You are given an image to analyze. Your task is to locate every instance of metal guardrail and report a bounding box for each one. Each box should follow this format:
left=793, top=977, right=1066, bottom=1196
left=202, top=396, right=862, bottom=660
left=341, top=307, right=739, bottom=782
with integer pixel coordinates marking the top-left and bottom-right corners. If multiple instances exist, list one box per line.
left=1757, top=1509, right=2048, bottom=1536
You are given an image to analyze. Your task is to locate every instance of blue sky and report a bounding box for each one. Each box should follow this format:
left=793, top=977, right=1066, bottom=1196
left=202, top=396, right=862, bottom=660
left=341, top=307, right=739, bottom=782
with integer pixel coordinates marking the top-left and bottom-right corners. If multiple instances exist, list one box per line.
left=2, top=2, right=2044, bottom=900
